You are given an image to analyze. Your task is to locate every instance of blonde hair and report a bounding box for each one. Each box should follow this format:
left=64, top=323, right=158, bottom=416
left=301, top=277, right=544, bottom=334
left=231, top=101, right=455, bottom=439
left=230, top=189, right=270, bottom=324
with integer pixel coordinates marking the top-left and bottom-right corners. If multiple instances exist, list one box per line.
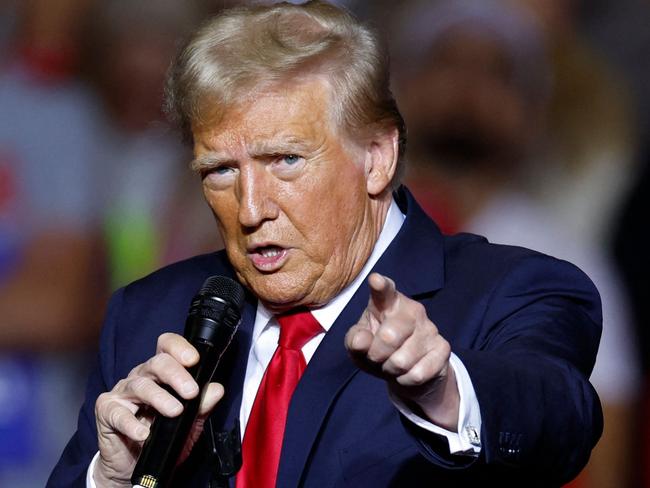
left=165, top=0, right=406, bottom=185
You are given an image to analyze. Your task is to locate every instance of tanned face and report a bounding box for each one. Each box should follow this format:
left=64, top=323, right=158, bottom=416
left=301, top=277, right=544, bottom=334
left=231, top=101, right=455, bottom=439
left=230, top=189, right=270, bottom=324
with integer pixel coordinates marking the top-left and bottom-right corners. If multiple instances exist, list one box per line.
left=192, top=78, right=397, bottom=312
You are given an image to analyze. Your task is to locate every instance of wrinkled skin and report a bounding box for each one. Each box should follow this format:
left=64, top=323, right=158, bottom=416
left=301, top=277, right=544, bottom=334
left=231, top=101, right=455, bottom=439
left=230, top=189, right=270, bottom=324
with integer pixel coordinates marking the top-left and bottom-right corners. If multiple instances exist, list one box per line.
left=192, top=77, right=394, bottom=312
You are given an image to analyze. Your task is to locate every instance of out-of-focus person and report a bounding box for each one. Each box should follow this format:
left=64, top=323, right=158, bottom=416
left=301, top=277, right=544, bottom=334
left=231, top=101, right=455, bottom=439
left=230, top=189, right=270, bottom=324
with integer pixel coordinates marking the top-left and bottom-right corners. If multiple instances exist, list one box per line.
left=392, top=1, right=640, bottom=487
left=81, top=0, right=221, bottom=291
left=516, top=0, right=638, bottom=247
left=0, top=0, right=104, bottom=485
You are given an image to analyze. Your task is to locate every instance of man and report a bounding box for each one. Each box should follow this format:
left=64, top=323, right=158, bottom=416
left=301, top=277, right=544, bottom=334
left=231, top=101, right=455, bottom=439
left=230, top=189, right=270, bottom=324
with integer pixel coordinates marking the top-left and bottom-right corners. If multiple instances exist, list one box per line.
left=49, top=2, right=602, bottom=487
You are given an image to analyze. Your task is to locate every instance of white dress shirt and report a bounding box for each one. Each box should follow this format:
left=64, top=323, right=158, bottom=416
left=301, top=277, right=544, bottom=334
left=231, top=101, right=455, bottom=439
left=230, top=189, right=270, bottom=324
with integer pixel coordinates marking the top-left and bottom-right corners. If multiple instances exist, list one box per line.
left=87, top=199, right=481, bottom=487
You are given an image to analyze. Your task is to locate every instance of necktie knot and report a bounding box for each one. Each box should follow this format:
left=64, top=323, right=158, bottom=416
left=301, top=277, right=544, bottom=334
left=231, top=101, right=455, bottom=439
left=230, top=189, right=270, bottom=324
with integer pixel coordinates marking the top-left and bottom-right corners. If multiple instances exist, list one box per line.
left=276, top=309, right=322, bottom=351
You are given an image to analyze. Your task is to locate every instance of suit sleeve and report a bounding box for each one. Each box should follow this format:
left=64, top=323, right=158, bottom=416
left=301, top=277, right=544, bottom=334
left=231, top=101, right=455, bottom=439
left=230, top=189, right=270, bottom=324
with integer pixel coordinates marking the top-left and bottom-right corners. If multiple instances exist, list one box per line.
left=47, top=289, right=125, bottom=487
left=412, top=253, right=603, bottom=485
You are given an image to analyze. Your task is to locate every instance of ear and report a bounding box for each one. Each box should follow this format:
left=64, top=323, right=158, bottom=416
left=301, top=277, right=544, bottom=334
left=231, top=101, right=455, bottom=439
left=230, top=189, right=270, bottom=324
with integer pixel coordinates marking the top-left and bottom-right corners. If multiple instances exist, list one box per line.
left=364, top=128, right=399, bottom=196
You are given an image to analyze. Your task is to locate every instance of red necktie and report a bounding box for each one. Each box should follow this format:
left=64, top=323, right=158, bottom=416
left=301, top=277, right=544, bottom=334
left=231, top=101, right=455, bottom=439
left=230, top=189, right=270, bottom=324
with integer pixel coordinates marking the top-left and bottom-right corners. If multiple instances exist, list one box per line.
left=236, top=310, right=323, bottom=488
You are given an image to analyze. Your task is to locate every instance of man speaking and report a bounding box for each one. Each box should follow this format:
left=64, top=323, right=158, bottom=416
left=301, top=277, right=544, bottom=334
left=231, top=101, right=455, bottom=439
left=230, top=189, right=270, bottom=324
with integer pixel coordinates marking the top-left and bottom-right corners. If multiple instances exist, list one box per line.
left=49, top=1, right=602, bottom=487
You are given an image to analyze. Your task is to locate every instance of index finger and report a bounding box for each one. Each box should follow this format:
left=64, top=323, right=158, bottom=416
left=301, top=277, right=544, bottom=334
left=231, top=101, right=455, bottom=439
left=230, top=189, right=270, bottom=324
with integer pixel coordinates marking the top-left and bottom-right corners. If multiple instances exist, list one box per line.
left=156, top=332, right=199, bottom=367
left=368, top=273, right=398, bottom=313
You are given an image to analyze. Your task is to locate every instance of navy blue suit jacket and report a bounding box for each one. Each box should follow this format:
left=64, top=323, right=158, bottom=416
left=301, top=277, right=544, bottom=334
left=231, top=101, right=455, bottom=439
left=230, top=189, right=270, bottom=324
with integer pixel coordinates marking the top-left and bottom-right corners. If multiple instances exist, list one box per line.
left=49, top=188, right=602, bottom=487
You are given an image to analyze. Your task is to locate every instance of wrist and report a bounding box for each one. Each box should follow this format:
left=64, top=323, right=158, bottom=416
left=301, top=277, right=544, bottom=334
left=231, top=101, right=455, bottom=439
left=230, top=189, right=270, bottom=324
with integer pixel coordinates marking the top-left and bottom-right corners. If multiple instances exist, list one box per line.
left=416, top=365, right=460, bottom=431
left=390, top=364, right=460, bottom=432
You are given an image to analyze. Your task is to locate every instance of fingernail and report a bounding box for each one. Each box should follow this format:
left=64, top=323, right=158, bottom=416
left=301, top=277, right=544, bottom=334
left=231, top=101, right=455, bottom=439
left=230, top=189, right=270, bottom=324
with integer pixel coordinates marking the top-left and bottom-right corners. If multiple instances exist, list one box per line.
left=181, top=349, right=197, bottom=363
left=136, top=426, right=149, bottom=440
left=166, top=399, right=183, bottom=414
left=182, top=381, right=198, bottom=395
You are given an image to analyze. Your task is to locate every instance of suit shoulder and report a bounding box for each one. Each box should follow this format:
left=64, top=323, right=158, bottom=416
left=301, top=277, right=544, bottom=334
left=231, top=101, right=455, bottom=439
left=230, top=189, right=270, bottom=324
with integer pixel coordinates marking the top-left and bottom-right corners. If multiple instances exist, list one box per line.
left=442, top=232, right=598, bottom=294
left=443, top=232, right=541, bottom=270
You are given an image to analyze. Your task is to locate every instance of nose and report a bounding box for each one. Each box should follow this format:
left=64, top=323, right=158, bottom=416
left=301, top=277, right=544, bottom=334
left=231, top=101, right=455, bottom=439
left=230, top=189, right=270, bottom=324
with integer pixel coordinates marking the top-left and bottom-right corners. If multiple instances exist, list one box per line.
left=237, top=163, right=279, bottom=228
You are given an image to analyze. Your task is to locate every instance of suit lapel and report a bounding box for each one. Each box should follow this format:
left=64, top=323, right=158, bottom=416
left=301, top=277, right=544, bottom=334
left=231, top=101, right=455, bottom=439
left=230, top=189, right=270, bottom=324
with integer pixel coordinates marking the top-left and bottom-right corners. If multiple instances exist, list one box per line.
left=276, top=187, right=446, bottom=487
left=277, top=282, right=369, bottom=486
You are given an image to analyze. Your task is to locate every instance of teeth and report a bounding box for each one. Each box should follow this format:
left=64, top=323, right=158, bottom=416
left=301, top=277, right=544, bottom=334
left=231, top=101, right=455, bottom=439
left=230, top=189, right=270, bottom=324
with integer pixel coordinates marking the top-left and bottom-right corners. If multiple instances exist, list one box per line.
left=260, top=248, right=281, bottom=258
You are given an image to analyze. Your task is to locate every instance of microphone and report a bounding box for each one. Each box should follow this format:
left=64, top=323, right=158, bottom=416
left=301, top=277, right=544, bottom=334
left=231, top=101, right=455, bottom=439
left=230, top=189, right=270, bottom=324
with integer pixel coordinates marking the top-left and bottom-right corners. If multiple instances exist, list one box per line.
left=131, top=275, right=245, bottom=488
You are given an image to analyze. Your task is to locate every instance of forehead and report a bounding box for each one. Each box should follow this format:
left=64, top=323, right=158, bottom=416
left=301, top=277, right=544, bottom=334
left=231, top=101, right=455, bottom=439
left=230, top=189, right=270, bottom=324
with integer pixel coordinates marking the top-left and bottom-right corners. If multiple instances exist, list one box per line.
left=193, top=77, right=338, bottom=151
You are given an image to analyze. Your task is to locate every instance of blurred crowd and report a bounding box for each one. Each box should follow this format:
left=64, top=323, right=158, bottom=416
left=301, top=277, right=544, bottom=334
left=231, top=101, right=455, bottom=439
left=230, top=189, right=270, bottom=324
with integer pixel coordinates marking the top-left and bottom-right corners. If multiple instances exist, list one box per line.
left=1, top=0, right=649, bottom=486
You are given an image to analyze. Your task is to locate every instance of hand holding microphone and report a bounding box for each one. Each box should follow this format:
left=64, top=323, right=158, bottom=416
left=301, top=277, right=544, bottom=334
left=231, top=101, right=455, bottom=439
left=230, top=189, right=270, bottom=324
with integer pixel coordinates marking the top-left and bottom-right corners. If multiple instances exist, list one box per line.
left=93, top=276, right=244, bottom=488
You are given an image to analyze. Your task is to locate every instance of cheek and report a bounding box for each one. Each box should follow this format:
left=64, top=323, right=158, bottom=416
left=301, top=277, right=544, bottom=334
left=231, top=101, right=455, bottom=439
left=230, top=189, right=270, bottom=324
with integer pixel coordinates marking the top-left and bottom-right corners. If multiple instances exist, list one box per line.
left=204, top=189, right=241, bottom=245
left=305, top=179, right=367, bottom=252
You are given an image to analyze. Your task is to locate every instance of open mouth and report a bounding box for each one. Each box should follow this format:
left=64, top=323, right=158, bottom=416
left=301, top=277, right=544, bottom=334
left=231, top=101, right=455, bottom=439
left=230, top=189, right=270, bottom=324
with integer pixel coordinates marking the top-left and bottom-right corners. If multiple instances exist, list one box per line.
left=256, top=246, right=284, bottom=258
left=247, top=244, right=289, bottom=271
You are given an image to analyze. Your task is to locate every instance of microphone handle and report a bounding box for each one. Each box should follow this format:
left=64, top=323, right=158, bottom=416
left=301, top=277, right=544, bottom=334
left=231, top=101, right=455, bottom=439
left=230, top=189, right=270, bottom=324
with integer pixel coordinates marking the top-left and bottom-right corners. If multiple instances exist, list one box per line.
left=131, top=339, right=223, bottom=488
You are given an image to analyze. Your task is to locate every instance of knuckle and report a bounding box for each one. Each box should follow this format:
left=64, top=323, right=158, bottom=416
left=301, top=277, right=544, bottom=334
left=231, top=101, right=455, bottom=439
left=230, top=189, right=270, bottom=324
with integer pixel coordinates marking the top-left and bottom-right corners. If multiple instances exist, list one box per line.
left=366, top=349, right=381, bottom=363
left=150, top=352, right=172, bottom=371
left=409, top=366, right=428, bottom=385
left=366, top=342, right=389, bottom=363
left=129, top=376, right=150, bottom=395
left=95, top=392, right=111, bottom=414
left=377, top=326, right=401, bottom=347
left=158, top=332, right=173, bottom=348
left=126, top=363, right=142, bottom=378
left=437, top=338, right=451, bottom=358
left=427, top=319, right=440, bottom=335
left=419, top=322, right=441, bottom=344
left=425, top=347, right=445, bottom=369
left=170, top=370, right=191, bottom=388
left=389, top=353, right=409, bottom=373
left=151, top=388, right=172, bottom=408
left=114, top=377, right=131, bottom=394
left=411, top=301, right=426, bottom=319
left=108, top=405, right=127, bottom=429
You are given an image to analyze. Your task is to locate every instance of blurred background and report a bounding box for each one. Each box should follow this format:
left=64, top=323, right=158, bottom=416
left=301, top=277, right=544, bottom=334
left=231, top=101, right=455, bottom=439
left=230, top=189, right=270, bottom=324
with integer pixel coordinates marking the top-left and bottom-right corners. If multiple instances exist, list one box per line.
left=0, top=0, right=648, bottom=486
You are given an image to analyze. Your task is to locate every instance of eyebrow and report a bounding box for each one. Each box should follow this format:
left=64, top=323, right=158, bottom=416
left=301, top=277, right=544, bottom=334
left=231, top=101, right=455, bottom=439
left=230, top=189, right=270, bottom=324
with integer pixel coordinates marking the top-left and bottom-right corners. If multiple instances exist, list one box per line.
left=190, top=137, right=314, bottom=171
left=189, top=152, right=233, bottom=172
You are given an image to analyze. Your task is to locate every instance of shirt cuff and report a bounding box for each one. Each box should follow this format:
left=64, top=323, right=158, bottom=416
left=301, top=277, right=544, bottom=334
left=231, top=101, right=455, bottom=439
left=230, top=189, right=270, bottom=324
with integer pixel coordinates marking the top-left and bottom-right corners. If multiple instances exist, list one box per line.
left=86, top=451, right=100, bottom=488
left=389, top=352, right=482, bottom=455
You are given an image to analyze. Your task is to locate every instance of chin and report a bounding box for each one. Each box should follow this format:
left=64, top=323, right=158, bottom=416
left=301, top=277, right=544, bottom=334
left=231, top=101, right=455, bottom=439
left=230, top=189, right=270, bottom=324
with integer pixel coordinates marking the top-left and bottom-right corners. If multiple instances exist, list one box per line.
left=243, top=270, right=319, bottom=311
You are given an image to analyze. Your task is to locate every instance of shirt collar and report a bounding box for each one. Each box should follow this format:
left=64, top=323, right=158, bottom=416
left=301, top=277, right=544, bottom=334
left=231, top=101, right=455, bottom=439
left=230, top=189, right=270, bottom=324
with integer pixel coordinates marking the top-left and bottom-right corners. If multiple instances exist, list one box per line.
left=253, top=198, right=405, bottom=338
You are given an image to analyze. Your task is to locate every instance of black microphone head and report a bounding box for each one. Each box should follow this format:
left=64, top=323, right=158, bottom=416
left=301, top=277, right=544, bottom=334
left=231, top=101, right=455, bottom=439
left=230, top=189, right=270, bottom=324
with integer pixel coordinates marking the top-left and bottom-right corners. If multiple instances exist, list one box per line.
left=185, top=275, right=244, bottom=347
left=199, top=275, right=245, bottom=310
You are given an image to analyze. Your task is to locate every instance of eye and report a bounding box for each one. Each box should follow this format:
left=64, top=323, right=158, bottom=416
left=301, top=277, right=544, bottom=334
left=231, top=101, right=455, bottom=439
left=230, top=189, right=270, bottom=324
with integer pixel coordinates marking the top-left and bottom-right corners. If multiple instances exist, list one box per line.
left=214, top=165, right=235, bottom=174
left=282, top=154, right=302, bottom=165
left=269, top=153, right=305, bottom=180
left=200, top=165, right=234, bottom=179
